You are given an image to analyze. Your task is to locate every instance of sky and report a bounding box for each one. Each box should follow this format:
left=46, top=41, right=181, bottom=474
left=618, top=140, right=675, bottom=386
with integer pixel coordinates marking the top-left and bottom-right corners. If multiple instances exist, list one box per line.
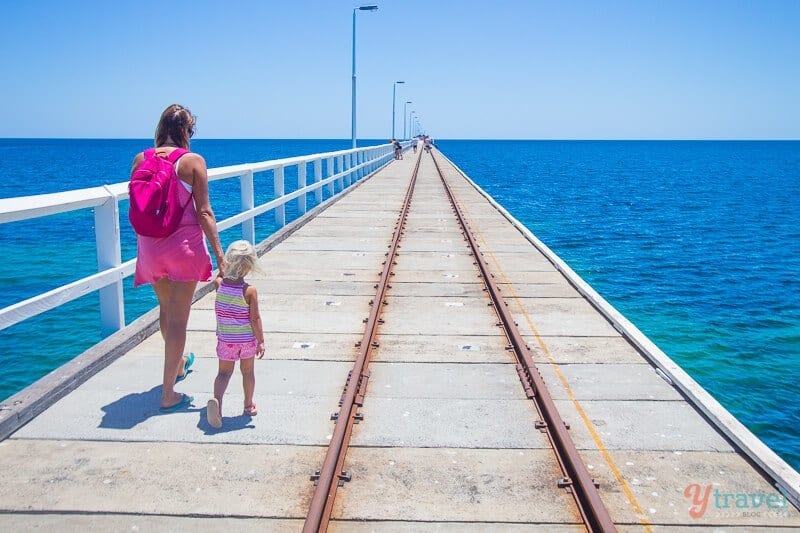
left=0, top=0, right=798, bottom=140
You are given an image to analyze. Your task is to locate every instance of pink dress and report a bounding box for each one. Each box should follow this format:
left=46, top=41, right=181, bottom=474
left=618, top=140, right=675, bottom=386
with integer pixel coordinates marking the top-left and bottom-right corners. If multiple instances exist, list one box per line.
left=134, top=173, right=212, bottom=287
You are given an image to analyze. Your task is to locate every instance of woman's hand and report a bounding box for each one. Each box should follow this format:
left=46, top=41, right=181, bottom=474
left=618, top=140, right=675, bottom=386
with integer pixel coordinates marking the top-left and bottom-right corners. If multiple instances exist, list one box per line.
left=217, top=257, right=228, bottom=279
left=256, top=342, right=265, bottom=359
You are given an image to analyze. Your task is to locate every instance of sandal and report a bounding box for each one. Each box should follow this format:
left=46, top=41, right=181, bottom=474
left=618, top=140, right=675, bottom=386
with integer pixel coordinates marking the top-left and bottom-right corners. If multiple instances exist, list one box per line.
left=175, top=352, right=195, bottom=383
left=243, top=403, right=258, bottom=416
left=207, top=398, right=222, bottom=429
left=159, top=394, right=194, bottom=413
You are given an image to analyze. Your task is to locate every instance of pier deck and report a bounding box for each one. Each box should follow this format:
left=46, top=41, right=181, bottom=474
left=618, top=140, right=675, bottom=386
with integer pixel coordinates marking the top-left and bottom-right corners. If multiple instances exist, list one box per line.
left=0, top=150, right=798, bottom=531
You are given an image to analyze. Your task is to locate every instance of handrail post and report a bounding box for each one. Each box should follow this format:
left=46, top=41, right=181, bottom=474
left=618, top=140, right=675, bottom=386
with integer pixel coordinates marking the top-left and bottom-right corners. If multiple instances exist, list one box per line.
left=94, top=192, right=124, bottom=335
left=338, top=155, right=345, bottom=190
left=241, top=169, right=255, bottom=243
left=274, top=166, right=285, bottom=226
left=314, top=158, right=323, bottom=204
left=297, top=162, right=307, bottom=215
left=326, top=157, right=334, bottom=197
left=343, top=153, right=351, bottom=188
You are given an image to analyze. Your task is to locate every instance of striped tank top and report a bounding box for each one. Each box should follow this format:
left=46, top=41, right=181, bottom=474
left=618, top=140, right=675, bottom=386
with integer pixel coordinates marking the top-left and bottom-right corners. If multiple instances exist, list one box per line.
left=215, top=280, right=256, bottom=343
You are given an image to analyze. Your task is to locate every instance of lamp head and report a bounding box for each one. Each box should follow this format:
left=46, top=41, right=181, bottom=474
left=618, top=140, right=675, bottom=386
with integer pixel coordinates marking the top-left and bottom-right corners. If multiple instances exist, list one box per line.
left=358, top=5, right=378, bottom=11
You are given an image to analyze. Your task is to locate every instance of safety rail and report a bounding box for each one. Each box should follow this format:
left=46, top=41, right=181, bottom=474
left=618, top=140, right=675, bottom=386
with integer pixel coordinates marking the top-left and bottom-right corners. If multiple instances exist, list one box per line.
left=0, top=141, right=409, bottom=336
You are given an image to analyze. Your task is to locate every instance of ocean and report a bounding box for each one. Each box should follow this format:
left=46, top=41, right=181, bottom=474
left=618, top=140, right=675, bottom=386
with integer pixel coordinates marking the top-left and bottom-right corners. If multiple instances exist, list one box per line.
left=1, top=139, right=798, bottom=471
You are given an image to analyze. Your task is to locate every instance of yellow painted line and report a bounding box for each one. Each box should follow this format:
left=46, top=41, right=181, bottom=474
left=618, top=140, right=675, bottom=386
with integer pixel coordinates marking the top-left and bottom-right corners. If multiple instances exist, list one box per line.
left=445, top=175, right=653, bottom=531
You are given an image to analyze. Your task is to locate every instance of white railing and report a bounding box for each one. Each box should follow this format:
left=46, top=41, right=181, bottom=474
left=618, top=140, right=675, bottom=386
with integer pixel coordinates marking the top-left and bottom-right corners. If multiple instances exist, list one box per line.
left=0, top=141, right=408, bottom=336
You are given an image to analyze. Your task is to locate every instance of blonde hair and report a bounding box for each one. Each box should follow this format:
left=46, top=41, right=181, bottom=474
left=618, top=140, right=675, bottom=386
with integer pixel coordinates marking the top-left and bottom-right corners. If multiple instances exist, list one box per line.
left=223, top=240, right=260, bottom=280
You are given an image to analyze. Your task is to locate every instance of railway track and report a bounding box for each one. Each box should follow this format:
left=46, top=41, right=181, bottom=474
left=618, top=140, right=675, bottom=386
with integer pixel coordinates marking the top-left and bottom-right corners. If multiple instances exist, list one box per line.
left=302, top=148, right=617, bottom=532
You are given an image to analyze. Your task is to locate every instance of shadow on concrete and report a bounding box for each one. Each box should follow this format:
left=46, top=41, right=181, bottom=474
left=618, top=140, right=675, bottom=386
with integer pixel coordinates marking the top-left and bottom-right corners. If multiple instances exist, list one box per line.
left=99, top=386, right=199, bottom=429
left=197, top=407, right=256, bottom=434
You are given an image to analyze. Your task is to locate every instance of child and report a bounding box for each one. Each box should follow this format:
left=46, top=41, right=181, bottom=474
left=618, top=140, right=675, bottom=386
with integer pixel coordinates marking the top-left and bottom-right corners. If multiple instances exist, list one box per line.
left=207, top=240, right=265, bottom=429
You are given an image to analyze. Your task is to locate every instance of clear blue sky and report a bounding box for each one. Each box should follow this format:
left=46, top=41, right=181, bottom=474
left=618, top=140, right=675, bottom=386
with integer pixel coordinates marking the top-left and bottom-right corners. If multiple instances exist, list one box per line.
left=1, top=0, right=798, bottom=139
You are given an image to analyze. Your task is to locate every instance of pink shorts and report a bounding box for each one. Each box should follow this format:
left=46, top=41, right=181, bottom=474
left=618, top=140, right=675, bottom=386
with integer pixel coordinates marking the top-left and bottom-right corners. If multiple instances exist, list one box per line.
left=216, top=339, right=259, bottom=361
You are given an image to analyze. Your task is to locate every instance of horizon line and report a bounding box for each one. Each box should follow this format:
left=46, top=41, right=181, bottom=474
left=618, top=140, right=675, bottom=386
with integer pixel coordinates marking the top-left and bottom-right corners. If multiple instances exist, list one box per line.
left=1, top=137, right=799, bottom=142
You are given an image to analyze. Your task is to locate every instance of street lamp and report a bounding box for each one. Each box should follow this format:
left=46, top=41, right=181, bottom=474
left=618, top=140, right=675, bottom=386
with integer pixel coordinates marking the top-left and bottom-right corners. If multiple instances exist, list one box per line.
left=352, top=4, right=378, bottom=148
left=409, top=111, right=416, bottom=139
left=392, top=80, right=405, bottom=139
left=403, top=101, right=412, bottom=139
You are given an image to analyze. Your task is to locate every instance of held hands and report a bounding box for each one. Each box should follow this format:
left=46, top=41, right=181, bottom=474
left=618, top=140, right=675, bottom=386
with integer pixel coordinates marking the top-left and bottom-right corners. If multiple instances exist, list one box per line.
left=217, top=257, right=228, bottom=279
left=257, top=342, right=265, bottom=359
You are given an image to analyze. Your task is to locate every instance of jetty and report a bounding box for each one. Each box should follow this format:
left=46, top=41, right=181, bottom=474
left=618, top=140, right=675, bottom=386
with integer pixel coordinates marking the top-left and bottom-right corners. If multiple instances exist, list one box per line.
left=0, top=144, right=798, bottom=531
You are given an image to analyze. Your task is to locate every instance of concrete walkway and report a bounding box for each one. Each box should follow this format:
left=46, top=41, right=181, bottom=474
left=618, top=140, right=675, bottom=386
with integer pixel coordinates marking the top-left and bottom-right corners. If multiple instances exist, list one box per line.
left=0, top=150, right=798, bottom=531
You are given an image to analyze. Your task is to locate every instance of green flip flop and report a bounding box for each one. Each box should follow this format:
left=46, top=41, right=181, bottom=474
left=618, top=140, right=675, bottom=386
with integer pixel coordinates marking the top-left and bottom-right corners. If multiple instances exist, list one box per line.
left=175, top=352, right=195, bottom=383
left=158, top=394, right=194, bottom=414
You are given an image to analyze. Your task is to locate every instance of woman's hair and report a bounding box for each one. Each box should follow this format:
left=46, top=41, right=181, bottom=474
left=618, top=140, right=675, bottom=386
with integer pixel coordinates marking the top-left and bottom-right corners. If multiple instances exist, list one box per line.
left=223, top=240, right=261, bottom=279
left=154, top=104, right=196, bottom=149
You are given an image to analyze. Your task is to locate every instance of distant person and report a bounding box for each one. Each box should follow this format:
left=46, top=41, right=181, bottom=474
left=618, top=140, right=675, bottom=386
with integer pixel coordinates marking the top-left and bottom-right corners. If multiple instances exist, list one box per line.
left=424, top=136, right=432, bottom=153
left=414, top=136, right=423, bottom=153
left=207, top=240, right=265, bottom=429
left=131, top=104, right=225, bottom=413
left=392, top=139, right=403, bottom=160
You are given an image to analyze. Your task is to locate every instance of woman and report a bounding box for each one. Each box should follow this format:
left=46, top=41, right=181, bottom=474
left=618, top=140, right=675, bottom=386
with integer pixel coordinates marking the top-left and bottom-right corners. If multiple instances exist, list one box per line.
left=131, top=104, right=226, bottom=412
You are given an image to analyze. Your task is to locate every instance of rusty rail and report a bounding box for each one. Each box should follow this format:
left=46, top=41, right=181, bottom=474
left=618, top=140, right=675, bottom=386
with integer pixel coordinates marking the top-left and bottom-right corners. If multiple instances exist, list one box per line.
left=428, top=150, right=618, bottom=533
left=303, top=149, right=423, bottom=532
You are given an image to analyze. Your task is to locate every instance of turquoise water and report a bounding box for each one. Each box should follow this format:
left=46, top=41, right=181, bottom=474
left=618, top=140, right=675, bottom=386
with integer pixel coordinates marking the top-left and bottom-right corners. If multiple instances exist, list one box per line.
left=1, top=139, right=798, bottom=471
left=438, top=140, right=800, bottom=471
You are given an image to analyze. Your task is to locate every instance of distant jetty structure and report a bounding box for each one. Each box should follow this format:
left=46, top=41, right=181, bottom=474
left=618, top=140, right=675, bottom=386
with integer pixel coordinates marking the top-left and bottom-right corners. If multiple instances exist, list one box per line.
left=0, top=142, right=798, bottom=531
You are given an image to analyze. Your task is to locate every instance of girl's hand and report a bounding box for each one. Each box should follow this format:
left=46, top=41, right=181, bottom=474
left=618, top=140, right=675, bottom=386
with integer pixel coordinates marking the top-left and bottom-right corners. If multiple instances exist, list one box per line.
left=256, top=342, right=265, bottom=359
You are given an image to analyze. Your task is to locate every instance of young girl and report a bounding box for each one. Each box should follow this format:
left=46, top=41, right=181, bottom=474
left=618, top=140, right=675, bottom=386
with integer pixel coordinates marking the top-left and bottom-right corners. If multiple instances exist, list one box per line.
left=207, top=240, right=265, bottom=429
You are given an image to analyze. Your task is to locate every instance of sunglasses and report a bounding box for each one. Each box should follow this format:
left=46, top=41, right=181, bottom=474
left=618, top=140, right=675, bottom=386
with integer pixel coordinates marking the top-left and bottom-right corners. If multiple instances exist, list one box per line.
left=188, top=114, right=197, bottom=138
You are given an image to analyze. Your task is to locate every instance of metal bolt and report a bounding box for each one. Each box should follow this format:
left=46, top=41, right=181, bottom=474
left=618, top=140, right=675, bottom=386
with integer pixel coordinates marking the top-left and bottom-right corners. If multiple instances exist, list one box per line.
left=338, top=471, right=353, bottom=486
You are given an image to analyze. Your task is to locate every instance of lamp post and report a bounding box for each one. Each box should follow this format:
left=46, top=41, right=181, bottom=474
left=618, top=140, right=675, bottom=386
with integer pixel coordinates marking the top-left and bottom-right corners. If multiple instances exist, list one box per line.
left=409, top=111, right=416, bottom=139
left=352, top=4, right=378, bottom=148
left=392, top=80, right=405, bottom=139
left=403, top=101, right=412, bottom=139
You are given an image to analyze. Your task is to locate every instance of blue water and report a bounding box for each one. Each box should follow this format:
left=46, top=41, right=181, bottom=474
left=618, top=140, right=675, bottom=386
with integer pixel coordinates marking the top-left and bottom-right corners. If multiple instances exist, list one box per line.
left=437, top=139, right=800, bottom=471
left=1, top=139, right=798, bottom=472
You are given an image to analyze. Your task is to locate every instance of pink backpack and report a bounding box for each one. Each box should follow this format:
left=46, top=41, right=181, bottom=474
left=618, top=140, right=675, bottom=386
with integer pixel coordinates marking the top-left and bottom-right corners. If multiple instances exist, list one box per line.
left=128, top=148, right=190, bottom=237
